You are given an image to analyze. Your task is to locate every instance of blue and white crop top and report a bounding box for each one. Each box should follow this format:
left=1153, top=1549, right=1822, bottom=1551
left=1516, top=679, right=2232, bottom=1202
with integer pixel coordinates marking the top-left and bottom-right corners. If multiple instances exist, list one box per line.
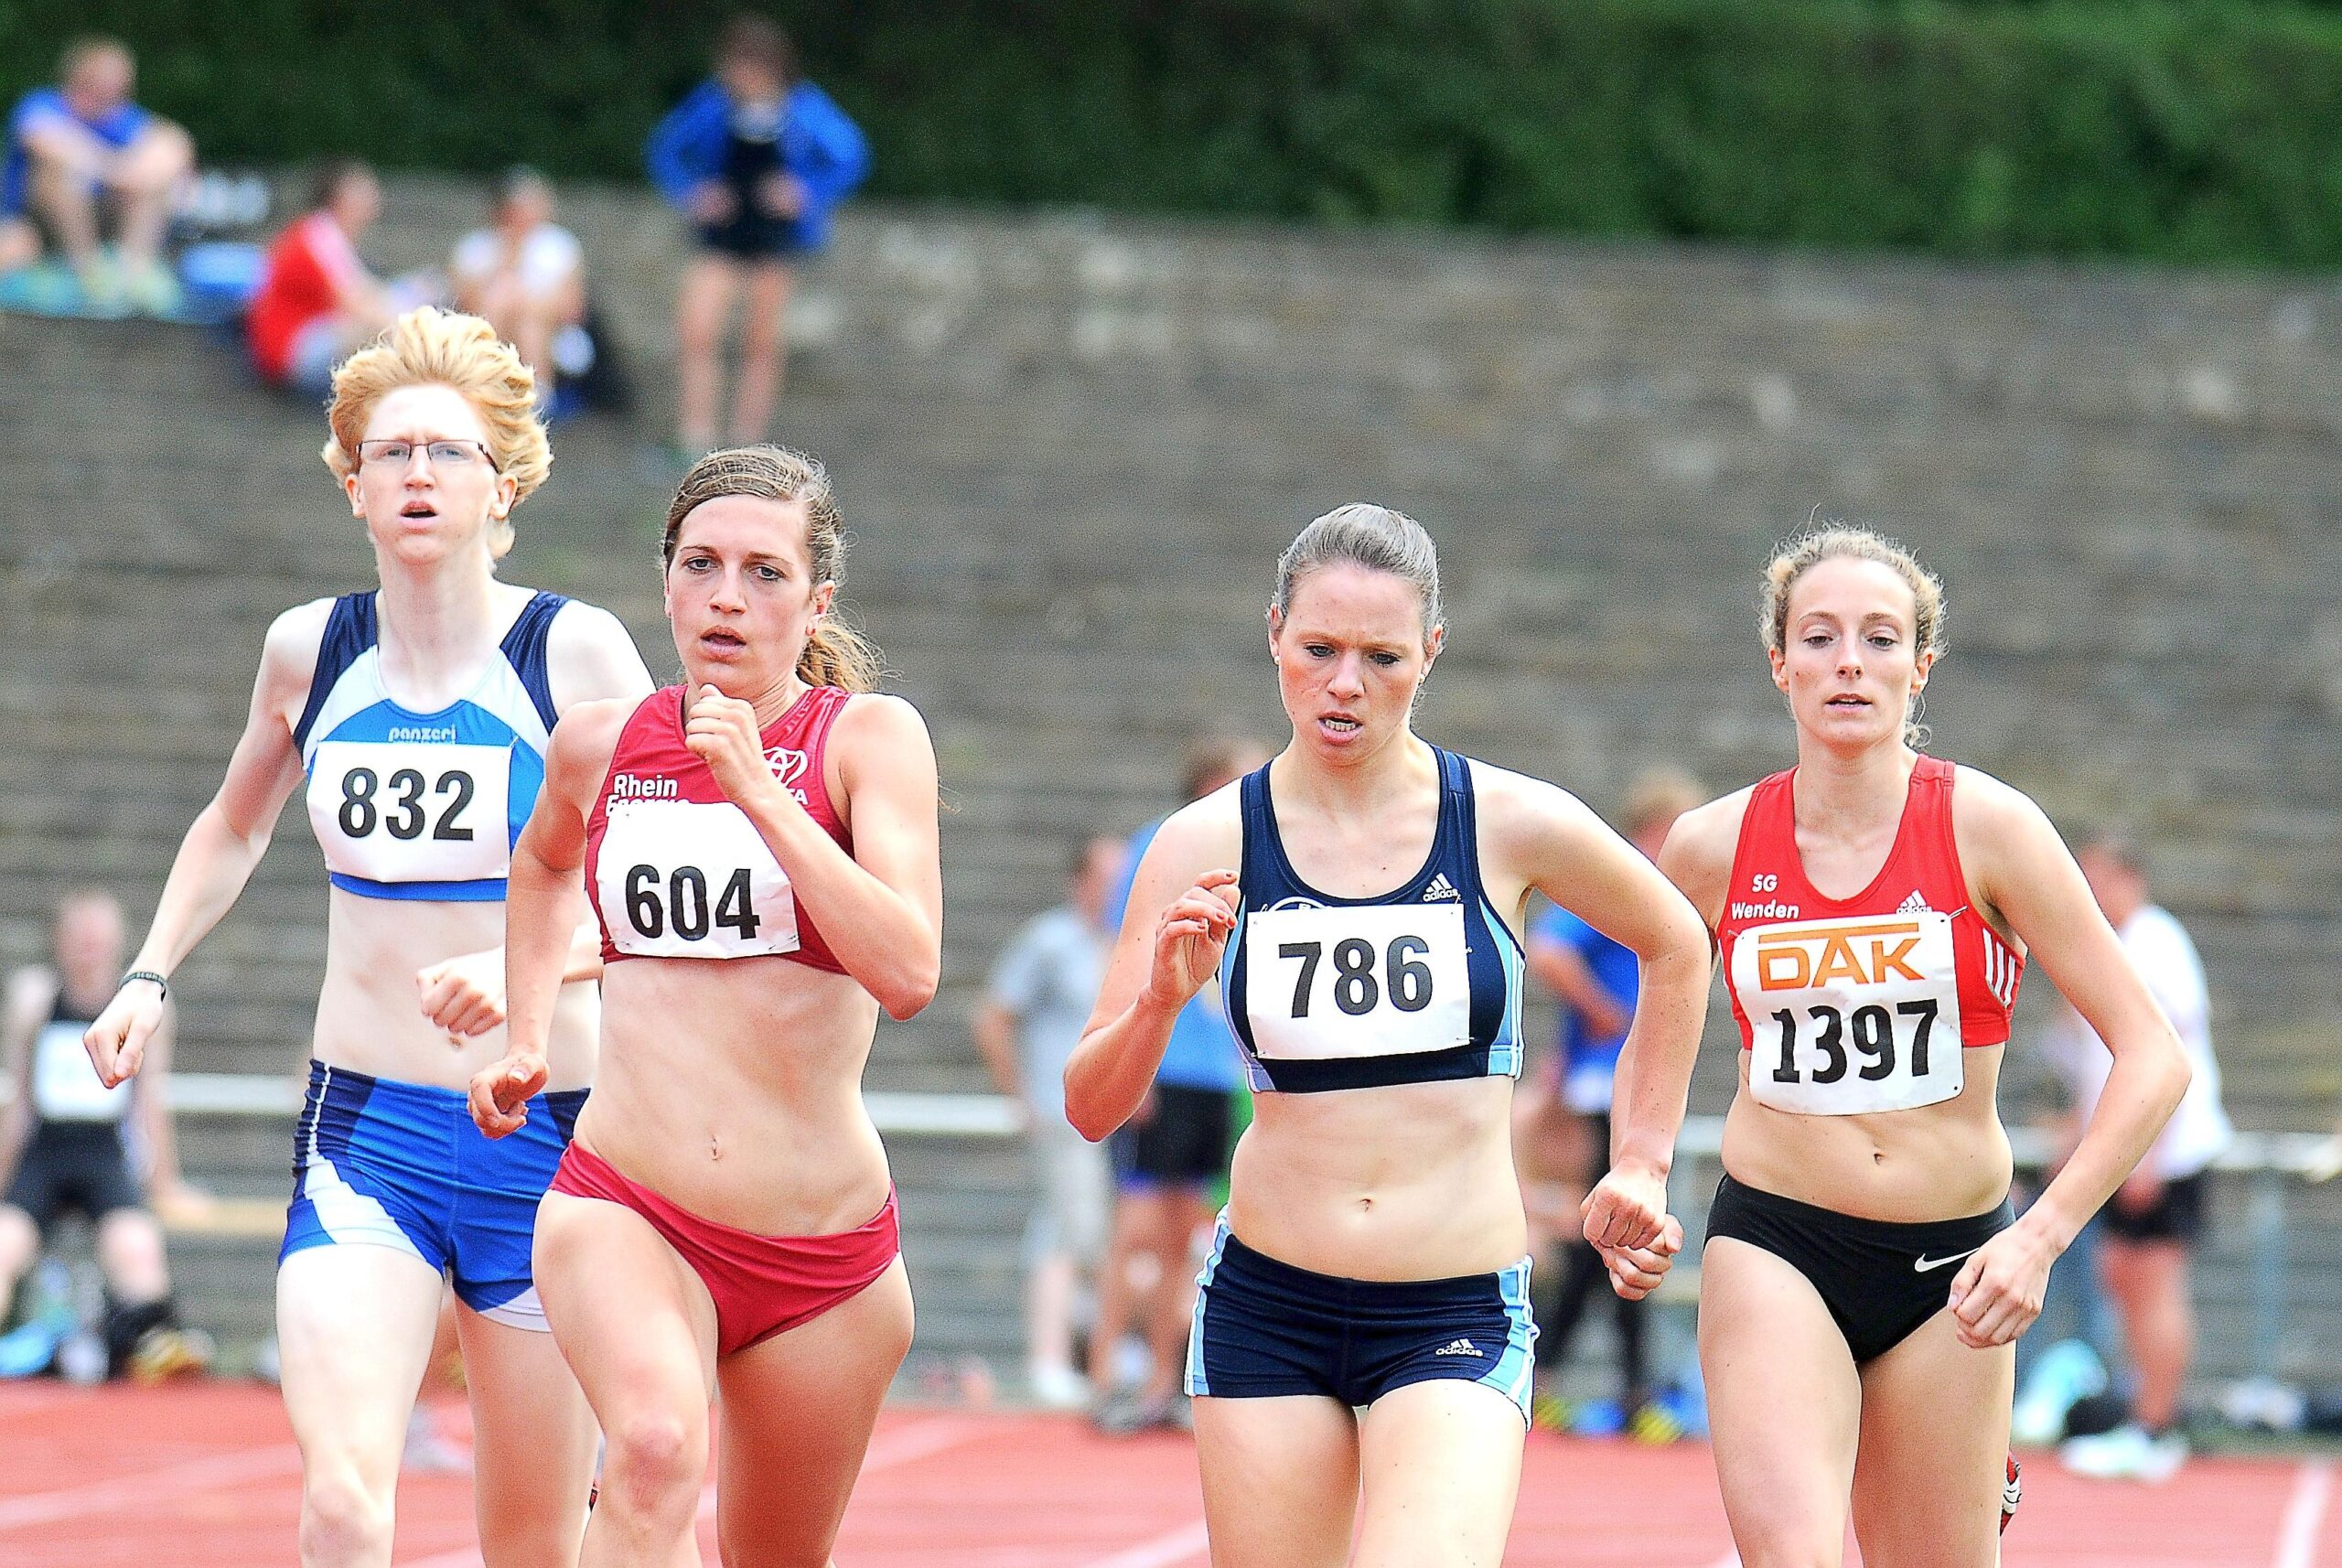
left=1217, top=747, right=1524, bottom=1093
left=294, top=590, right=565, bottom=902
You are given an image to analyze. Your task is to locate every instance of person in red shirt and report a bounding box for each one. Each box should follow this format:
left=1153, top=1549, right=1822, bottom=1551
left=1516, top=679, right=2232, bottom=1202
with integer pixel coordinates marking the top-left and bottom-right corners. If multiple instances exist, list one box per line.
left=247, top=159, right=394, bottom=394
left=471, top=446, right=941, bottom=1566
left=1653, top=527, right=2190, bottom=1564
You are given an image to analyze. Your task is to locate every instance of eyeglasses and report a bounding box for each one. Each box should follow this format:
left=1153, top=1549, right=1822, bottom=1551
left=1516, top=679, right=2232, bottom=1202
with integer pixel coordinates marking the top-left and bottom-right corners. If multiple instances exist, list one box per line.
left=356, top=439, right=500, bottom=471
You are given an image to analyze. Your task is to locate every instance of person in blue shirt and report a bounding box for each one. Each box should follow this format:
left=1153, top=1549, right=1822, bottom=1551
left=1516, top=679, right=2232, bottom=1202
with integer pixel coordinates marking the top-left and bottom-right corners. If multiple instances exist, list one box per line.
left=0, top=36, right=194, bottom=314
left=1089, top=736, right=1267, bottom=1434
left=1520, top=768, right=1701, bottom=1434
left=646, top=15, right=869, bottom=459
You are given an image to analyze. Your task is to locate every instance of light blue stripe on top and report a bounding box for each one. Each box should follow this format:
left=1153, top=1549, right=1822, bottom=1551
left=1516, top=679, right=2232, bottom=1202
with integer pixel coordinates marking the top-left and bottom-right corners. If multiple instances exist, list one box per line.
left=1477, top=1254, right=1539, bottom=1423
left=1185, top=1210, right=1235, bottom=1397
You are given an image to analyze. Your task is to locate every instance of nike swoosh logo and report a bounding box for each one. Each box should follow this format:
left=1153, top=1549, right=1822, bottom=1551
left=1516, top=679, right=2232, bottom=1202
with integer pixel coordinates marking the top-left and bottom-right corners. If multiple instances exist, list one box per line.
left=1913, top=1247, right=1982, bottom=1273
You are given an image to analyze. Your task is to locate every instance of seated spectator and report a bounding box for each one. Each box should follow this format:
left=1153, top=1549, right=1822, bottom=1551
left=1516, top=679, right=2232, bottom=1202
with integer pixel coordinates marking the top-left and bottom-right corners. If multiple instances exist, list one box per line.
left=647, top=13, right=868, bottom=456
left=450, top=166, right=586, bottom=404
left=0, top=35, right=194, bottom=314
left=0, top=890, right=209, bottom=1380
left=245, top=158, right=394, bottom=395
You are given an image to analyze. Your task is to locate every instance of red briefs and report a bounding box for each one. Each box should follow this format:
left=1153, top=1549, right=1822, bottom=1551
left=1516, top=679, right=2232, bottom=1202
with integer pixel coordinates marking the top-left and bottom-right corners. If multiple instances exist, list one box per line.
left=548, top=1142, right=899, bottom=1357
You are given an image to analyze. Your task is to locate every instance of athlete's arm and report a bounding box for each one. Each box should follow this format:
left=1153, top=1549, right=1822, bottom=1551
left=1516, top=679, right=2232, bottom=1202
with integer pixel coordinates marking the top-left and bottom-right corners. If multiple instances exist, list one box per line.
left=684, top=687, right=944, bottom=1020
left=1942, top=771, right=2190, bottom=1348
left=1485, top=767, right=1712, bottom=1251
left=416, top=604, right=653, bottom=1036
left=1063, top=800, right=1240, bottom=1143
left=85, top=603, right=324, bottom=1088
left=0, top=968, right=51, bottom=1190
left=470, top=700, right=627, bottom=1136
left=1526, top=931, right=1631, bottom=1045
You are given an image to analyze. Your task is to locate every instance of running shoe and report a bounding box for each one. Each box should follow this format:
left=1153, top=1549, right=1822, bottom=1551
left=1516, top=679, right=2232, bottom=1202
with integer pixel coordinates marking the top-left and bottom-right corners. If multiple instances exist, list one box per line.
left=2060, top=1422, right=2186, bottom=1483
left=126, top=1325, right=214, bottom=1383
left=2002, top=1454, right=2022, bottom=1533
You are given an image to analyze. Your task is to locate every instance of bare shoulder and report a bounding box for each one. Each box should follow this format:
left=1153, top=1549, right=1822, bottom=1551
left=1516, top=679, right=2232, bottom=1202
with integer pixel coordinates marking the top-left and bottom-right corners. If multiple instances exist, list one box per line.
left=546, top=695, right=639, bottom=771
left=543, top=598, right=654, bottom=707
left=4, top=965, right=58, bottom=1023
left=1145, top=784, right=1245, bottom=884
left=259, top=597, right=334, bottom=683
left=1948, top=762, right=2065, bottom=900
left=1464, top=756, right=1595, bottom=836
left=833, top=691, right=936, bottom=762
left=1948, top=762, right=2049, bottom=839
left=1659, top=787, right=1754, bottom=921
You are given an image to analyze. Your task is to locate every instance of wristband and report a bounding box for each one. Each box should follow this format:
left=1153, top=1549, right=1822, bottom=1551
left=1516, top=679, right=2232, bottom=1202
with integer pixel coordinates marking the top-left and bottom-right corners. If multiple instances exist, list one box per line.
left=120, top=970, right=169, bottom=1001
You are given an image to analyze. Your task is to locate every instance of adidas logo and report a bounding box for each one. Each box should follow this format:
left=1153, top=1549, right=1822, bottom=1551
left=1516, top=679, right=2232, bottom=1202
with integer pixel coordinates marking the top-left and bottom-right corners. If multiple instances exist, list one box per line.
left=1423, top=874, right=1463, bottom=903
left=1896, top=890, right=1932, bottom=915
left=1433, top=1337, right=1480, bottom=1357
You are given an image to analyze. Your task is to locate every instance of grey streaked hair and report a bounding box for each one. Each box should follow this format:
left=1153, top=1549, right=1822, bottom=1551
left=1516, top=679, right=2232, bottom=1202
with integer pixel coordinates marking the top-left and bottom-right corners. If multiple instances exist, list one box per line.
left=1271, top=503, right=1445, bottom=637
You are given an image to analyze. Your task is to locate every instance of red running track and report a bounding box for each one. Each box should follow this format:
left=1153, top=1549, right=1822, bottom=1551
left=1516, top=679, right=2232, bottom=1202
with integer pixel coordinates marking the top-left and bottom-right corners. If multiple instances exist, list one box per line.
left=0, top=1381, right=2333, bottom=1565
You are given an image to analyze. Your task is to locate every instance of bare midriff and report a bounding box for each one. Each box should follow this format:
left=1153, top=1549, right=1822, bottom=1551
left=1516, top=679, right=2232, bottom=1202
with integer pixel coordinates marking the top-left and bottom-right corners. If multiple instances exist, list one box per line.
left=312, top=886, right=598, bottom=1091
left=577, top=954, right=889, bottom=1238
left=1225, top=1075, right=1526, bottom=1280
left=1720, top=1044, right=2013, bottom=1222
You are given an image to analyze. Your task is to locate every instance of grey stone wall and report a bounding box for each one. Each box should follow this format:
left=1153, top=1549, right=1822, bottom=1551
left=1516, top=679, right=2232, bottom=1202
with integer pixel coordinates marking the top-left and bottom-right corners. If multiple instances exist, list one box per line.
left=3, top=183, right=2337, bottom=1372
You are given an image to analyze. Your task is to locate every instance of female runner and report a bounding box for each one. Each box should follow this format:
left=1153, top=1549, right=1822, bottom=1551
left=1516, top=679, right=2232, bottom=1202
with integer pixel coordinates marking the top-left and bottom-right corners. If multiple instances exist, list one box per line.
left=1657, top=527, right=2190, bottom=1565
left=471, top=446, right=940, bottom=1567
left=81, top=307, right=654, bottom=1567
left=1065, top=504, right=1709, bottom=1568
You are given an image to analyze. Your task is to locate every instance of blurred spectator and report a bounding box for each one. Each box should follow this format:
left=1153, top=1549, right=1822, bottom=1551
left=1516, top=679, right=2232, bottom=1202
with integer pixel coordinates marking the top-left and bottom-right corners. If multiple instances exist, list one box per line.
left=1089, top=736, right=1268, bottom=1434
left=0, top=35, right=193, bottom=314
left=0, top=889, right=209, bottom=1380
left=647, top=13, right=868, bottom=457
left=450, top=166, right=586, bottom=407
left=246, top=158, right=394, bottom=396
left=974, top=835, right=1124, bottom=1410
left=1518, top=768, right=1702, bottom=1437
left=2047, top=833, right=2229, bottom=1483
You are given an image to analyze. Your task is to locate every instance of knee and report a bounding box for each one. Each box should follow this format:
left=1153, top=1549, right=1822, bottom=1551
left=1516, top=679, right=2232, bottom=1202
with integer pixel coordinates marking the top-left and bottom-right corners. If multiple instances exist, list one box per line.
left=600, top=1407, right=705, bottom=1520
left=0, top=1207, right=38, bottom=1272
left=123, top=124, right=194, bottom=189
left=96, top=1210, right=167, bottom=1283
left=302, top=1468, right=394, bottom=1563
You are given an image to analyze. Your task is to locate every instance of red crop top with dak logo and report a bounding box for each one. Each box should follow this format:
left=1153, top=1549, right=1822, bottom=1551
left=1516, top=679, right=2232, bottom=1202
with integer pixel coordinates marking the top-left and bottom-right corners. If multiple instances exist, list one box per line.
left=585, top=684, right=853, bottom=972
left=1717, top=755, right=2023, bottom=1116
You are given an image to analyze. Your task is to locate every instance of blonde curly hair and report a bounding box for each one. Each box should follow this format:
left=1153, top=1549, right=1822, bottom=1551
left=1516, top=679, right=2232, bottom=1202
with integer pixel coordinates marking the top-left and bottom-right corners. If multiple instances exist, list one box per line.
left=321, top=307, right=551, bottom=557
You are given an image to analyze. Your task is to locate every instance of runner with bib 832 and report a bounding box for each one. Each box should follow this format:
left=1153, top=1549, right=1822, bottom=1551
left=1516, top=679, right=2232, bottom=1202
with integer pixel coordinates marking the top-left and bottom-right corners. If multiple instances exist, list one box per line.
left=1657, top=527, right=2190, bottom=1567
left=1065, top=504, right=1711, bottom=1568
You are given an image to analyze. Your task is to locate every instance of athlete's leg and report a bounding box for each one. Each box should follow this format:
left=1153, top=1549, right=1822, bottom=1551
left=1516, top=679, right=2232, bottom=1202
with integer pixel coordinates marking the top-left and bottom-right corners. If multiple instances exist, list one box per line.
left=456, top=1303, right=599, bottom=1568
left=728, top=261, right=794, bottom=446
left=0, top=1205, right=37, bottom=1321
left=1848, top=1308, right=2014, bottom=1568
left=1192, top=1394, right=1358, bottom=1568
left=1700, top=1238, right=1861, bottom=1568
left=674, top=256, right=739, bottom=453
left=93, top=1205, right=171, bottom=1304
left=534, top=1191, right=717, bottom=1568
left=1140, top=1187, right=1213, bottom=1403
left=276, top=1244, right=446, bottom=1568
left=1090, top=1185, right=1157, bottom=1395
left=711, top=1258, right=914, bottom=1567
left=1352, top=1380, right=1526, bottom=1568
left=2100, top=1236, right=2189, bottom=1432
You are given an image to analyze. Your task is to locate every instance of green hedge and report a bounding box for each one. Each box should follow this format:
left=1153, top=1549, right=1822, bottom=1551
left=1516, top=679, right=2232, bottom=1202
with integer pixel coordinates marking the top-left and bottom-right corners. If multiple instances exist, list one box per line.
left=7, top=1, right=2342, bottom=266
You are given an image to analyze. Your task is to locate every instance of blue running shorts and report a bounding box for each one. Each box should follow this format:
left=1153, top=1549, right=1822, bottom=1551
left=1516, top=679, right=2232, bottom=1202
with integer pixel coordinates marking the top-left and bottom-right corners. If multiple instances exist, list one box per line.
left=1186, top=1214, right=1538, bottom=1423
left=281, top=1060, right=586, bottom=1330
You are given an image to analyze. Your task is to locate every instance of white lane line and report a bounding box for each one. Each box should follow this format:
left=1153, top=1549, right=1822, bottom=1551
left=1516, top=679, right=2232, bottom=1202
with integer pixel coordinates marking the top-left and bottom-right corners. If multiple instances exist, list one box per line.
left=396, top=1415, right=988, bottom=1568
left=2274, top=1458, right=2336, bottom=1568
left=0, top=1443, right=303, bottom=1530
left=1076, top=1517, right=1212, bottom=1568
